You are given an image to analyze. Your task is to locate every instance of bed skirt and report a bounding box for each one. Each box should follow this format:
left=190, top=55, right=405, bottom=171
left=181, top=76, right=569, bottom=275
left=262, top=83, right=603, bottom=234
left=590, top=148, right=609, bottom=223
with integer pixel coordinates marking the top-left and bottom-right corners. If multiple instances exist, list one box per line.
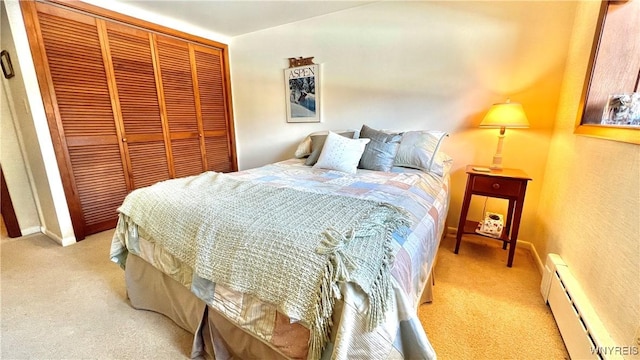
left=125, top=253, right=293, bottom=359
left=124, top=252, right=436, bottom=359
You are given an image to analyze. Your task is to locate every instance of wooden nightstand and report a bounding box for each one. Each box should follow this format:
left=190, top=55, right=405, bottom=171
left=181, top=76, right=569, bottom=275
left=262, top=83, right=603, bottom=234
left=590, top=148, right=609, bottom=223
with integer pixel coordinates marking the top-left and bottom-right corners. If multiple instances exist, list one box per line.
left=454, top=165, right=531, bottom=267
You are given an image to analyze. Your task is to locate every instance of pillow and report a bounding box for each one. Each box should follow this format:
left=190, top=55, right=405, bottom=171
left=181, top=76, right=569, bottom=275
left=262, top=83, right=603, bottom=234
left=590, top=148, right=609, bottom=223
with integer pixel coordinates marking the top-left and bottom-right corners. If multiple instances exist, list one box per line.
left=430, top=151, right=454, bottom=177
left=304, top=130, right=356, bottom=165
left=358, top=124, right=402, bottom=172
left=393, top=130, right=449, bottom=173
left=313, top=131, right=370, bottom=174
left=294, top=136, right=312, bottom=158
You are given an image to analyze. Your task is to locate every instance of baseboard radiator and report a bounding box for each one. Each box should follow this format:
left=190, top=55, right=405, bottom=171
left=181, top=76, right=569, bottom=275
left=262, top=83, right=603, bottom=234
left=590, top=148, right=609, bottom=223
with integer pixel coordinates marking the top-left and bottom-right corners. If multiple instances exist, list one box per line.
left=541, top=254, right=620, bottom=360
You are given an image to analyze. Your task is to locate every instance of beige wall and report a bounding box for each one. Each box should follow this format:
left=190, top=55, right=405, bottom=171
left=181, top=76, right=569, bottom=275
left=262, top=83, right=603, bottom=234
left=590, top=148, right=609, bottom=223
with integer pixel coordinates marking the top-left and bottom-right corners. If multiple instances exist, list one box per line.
left=1, top=3, right=40, bottom=233
left=2, top=0, right=74, bottom=244
left=1, top=79, right=40, bottom=234
left=2, top=1, right=42, bottom=236
left=229, top=1, right=577, bottom=244
left=536, top=1, right=640, bottom=349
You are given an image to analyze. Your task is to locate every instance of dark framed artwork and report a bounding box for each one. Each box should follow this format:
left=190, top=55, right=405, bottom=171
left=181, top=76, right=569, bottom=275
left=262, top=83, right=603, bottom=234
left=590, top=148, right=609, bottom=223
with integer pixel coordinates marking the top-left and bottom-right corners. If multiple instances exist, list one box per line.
left=575, top=0, right=640, bottom=144
left=284, top=64, right=320, bottom=123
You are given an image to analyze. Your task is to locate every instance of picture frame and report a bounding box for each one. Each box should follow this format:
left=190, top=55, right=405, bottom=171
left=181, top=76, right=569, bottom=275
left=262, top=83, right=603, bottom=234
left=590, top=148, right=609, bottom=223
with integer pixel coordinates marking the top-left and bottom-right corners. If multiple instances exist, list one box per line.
left=284, top=64, right=320, bottom=123
left=575, top=0, right=640, bottom=144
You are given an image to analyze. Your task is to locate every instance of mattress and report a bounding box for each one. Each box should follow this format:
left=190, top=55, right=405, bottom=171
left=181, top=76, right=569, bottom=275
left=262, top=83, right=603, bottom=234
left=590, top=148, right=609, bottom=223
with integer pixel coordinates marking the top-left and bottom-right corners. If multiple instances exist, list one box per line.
left=111, top=159, right=450, bottom=359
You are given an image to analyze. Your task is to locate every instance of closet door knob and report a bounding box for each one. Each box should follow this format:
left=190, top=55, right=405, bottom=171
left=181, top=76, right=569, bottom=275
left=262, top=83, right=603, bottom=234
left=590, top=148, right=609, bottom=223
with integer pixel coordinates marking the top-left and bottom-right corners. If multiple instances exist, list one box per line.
left=122, top=138, right=127, bottom=143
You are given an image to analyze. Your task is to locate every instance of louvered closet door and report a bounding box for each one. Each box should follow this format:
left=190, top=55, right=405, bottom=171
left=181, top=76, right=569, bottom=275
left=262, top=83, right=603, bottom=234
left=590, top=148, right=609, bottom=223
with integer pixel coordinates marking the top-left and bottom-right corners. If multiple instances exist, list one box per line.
left=105, top=22, right=170, bottom=189
left=155, top=35, right=205, bottom=178
left=192, top=45, right=234, bottom=172
left=35, top=4, right=129, bottom=234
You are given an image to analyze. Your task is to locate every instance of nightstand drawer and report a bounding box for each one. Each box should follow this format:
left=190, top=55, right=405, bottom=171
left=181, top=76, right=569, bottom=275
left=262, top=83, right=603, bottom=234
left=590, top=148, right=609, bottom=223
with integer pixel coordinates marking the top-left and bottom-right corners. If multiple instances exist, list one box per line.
left=472, top=176, right=522, bottom=197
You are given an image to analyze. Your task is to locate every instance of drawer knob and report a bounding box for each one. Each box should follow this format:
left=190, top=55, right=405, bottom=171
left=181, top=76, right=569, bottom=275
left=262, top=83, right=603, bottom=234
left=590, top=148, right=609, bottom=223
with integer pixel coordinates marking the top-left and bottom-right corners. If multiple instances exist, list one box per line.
left=492, top=183, right=500, bottom=190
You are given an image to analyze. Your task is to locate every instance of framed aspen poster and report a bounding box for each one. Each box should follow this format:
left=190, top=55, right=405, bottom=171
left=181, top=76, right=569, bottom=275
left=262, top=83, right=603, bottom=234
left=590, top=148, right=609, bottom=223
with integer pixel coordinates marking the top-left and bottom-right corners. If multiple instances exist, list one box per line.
left=284, top=64, right=320, bottom=123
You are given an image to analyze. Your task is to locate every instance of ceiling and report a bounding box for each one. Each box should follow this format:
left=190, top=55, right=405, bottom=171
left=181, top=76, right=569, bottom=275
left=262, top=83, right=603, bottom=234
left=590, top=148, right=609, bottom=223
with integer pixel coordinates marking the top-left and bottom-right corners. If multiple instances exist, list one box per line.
left=113, top=1, right=373, bottom=38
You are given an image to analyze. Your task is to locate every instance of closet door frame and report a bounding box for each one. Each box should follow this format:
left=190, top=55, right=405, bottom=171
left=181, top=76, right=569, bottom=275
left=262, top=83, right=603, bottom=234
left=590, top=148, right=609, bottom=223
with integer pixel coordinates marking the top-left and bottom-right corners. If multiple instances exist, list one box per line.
left=21, top=1, right=90, bottom=239
left=20, top=0, right=236, bottom=240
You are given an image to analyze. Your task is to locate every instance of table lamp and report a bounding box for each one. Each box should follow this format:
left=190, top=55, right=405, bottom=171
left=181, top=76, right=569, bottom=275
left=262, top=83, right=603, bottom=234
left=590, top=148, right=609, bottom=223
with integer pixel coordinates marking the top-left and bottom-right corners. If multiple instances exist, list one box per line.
left=479, top=99, right=529, bottom=170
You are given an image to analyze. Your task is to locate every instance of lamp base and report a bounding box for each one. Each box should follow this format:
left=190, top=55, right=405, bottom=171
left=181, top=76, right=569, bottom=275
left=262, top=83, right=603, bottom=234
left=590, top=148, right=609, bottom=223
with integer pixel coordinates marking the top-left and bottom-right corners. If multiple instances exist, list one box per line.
left=490, top=153, right=503, bottom=170
left=490, top=134, right=505, bottom=170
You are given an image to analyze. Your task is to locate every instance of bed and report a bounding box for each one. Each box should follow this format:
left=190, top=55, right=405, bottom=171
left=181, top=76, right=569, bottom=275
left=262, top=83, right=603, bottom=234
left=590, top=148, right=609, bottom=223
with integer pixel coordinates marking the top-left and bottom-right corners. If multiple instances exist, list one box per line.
left=110, top=129, right=451, bottom=360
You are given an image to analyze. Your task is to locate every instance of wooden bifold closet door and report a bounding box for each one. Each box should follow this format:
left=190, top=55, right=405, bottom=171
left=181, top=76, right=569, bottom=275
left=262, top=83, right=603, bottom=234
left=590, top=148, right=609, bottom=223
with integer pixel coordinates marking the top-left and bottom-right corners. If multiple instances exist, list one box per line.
left=105, top=22, right=171, bottom=189
left=21, top=0, right=237, bottom=240
left=155, top=35, right=204, bottom=178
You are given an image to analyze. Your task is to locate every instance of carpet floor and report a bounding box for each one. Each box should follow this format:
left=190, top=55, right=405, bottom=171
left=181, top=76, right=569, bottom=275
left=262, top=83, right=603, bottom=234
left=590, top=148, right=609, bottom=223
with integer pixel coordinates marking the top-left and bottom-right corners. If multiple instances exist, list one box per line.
left=1, top=229, right=568, bottom=359
left=420, top=235, right=569, bottom=359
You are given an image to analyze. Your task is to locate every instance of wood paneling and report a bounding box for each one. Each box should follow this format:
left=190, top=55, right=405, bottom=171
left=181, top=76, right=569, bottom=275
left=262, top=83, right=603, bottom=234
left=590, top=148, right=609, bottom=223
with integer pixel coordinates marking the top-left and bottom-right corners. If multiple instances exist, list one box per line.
left=105, top=22, right=171, bottom=188
left=155, top=35, right=205, bottom=175
left=35, top=4, right=128, bottom=234
left=156, top=36, right=198, bottom=134
left=194, top=46, right=228, bottom=132
left=128, top=142, right=170, bottom=189
left=575, top=0, right=640, bottom=144
left=107, top=23, right=163, bottom=136
left=583, top=0, right=640, bottom=124
left=68, top=144, right=128, bottom=232
left=172, top=138, right=205, bottom=178
left=22, top=0, right=236, bottom=239
left=193, top=45, right=234, bottom=171
left=205, top=136, right=233, bottom=173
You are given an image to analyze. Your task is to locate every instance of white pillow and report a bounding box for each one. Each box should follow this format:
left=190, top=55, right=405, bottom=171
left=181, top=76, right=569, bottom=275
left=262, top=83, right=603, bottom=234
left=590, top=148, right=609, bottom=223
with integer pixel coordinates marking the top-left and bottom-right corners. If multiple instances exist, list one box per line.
left=313, top=131, right=370, bottom=174
left=393, top=130, right=449, bottom=174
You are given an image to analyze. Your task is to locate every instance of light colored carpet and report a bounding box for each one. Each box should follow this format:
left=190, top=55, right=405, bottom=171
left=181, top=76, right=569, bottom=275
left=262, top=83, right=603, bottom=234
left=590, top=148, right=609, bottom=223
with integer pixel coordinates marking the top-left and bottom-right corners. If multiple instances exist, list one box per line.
left=421, top=235, right=569, bottom=359
left=1, top=230, right=192, bottom=359
left=1, top=229, right=568, bottom=359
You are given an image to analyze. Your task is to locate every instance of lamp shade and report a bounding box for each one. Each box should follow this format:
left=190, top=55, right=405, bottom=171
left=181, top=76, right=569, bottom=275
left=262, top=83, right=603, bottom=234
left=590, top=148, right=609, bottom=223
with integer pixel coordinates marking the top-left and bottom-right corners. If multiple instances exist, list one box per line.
left=479, top=100, right=530, bottom=128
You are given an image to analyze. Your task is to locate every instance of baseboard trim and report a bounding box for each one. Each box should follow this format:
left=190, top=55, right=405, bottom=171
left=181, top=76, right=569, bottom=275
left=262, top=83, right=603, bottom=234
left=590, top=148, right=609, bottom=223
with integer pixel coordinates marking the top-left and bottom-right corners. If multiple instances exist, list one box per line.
left=517, top=240, right=544, bottom=275
left=20, top=226, right=41, bottom=236
left=41, top=227, right=76, bottom=246
left=446, top=226, right=457, bottom=238
left=446, top=226, right=544, bottom=274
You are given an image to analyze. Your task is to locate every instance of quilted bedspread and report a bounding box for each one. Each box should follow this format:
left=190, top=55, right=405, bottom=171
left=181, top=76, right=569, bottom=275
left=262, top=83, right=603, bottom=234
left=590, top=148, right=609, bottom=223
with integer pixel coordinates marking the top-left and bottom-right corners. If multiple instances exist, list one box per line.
left=111, top=159, right=450, bottom=360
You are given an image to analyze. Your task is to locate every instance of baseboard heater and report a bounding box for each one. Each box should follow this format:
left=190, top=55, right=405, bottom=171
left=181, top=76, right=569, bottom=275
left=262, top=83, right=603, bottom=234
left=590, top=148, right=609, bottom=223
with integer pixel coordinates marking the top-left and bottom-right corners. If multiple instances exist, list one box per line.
left=541, top=254, right=620, bottom=360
